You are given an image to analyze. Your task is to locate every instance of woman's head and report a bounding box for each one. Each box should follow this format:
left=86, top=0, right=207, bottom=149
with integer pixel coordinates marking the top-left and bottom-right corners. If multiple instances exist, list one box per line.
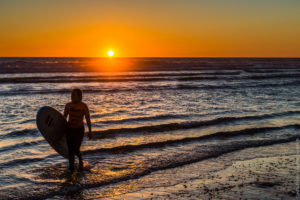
left=71, top=88, right=82, bottom=103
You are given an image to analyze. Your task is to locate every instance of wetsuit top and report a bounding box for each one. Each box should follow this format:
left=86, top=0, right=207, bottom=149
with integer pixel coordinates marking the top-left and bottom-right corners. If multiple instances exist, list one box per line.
left=64, top=101, right=89, bottom=128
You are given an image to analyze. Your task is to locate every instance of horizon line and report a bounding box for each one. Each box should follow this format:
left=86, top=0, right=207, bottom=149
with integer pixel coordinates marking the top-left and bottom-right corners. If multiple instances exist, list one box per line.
left=0, top=56, right=300, bottom=59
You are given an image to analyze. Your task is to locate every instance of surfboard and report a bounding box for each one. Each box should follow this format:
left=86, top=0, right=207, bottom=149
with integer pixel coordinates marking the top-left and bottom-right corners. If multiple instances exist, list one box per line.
left=36, top=106, right=69, bottom=158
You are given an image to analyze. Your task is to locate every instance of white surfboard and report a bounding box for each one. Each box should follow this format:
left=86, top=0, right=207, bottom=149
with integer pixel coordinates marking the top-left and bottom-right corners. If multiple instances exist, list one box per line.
left=36, top=106, right=69, bottom=158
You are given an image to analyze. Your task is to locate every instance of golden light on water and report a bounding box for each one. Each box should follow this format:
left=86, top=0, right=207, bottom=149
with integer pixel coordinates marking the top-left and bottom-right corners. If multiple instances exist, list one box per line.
left=86, top=57, right=133, bottom=72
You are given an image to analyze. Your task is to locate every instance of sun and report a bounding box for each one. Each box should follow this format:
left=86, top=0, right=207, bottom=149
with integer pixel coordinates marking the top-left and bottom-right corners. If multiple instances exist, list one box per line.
left=108, top=50, right=114, bottom=57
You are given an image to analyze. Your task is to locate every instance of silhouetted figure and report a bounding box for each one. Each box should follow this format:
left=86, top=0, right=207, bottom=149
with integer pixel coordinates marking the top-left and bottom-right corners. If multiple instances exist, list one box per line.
left=64, top=89, right=92, bottom=172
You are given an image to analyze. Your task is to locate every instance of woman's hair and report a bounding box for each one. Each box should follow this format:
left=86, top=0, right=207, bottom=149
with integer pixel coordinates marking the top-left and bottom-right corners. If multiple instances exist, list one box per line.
left=72, top=88, right=82, bottom=101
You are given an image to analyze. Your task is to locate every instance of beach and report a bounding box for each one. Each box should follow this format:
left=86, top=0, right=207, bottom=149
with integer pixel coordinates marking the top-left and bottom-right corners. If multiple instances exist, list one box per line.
left=108, top=142, right=299, bottom=200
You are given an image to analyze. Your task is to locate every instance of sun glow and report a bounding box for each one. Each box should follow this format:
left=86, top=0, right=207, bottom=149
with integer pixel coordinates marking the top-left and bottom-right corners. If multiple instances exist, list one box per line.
left=108, top=50, right=114, bottom=57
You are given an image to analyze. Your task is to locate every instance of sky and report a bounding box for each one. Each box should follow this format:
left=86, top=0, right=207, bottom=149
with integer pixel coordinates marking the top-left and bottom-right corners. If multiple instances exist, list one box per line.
left=0, top=0, right=299, bottom=57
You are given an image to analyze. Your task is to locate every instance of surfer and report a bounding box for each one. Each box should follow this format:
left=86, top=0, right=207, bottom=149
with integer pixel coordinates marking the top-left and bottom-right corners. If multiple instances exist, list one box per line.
left=64, top=88, right=92, bottom=172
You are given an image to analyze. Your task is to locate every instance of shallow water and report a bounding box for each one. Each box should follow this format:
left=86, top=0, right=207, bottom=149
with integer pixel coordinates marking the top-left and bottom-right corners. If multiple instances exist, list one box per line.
left=0, top=58, right=300, bottom=199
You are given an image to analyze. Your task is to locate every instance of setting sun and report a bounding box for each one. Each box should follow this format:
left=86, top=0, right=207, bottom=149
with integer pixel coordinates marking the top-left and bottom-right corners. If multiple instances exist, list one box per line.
left=108, top=50, right=114, bottom=57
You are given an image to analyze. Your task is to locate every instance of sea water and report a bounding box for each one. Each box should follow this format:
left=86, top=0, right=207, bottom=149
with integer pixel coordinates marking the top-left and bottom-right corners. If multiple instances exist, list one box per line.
left=0, top=57, right=299, bottom=199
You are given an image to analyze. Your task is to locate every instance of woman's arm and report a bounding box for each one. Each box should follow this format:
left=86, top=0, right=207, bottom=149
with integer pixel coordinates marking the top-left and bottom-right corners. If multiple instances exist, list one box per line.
left=63, top=104, right=69, bottom=119
left=84, top=104, right=92, bottom=139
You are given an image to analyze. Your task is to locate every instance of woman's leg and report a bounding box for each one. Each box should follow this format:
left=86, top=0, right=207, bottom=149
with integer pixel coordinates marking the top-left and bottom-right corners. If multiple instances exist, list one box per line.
left=74, top=126, right=84, bottom=168
left=66, top=131, right=75, bottom=171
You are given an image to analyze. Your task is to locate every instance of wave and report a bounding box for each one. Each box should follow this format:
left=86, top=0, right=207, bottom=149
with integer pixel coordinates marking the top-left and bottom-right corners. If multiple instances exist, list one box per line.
left=0, top=71, right=241, bottom=81
left=0, top=139, right=44, bottom=153
left=86, top=124, right=299, bottom=154
left=0, top=110, right=299, bottom=151
left=1, top=79, right=300, bottom=96
left=0, top=124, right=298, bottom=170
left=0, top=77, right=169, bottom=84
left=243, top=69, right=286, bottom=73
left=2, top=109, right=299, bottom=141
left=3, top=72, right=300, bottom=84
left=247, top=80, right=300, bottom=88
left=3, top=109, right=295, bottom=138
left=0, top=157, right=45, bottom=169
left=96, top=114, right=189, bottom=124
left=178, top=74, right=300, bottom=81
left=18, top=135, right=300, bottom=200
left=0, top=73, right=241, bottom=84
left=92, top=111, right=300, bottom=138
left=249, top=73, right=300, bottom=80
left=0, top=129, right=40, bottom=139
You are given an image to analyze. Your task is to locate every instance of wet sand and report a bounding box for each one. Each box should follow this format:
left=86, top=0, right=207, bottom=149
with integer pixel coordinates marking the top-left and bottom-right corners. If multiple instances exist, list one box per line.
left=128, top=156, right=299, bottom=200
left=89, top=141, right=300, bottom=200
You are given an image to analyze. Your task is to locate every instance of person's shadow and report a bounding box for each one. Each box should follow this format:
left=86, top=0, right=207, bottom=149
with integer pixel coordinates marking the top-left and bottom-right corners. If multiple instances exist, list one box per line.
left=32, top=161, right=92, bottom=199
left=60, top=170, right=85, bottom=199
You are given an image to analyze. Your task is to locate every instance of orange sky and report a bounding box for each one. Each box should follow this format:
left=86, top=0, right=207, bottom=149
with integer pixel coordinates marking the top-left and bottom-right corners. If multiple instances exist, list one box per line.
left=0, top=0, right=300, bottom=57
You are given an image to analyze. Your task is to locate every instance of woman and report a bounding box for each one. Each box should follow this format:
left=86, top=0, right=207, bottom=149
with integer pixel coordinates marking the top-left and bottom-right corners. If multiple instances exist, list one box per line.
left=64, top=88, right=92, bottom=171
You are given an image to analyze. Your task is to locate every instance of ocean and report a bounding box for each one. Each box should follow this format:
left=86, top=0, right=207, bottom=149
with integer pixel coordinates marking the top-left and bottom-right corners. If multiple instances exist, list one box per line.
left=0, top=57, right=300, bottom=199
